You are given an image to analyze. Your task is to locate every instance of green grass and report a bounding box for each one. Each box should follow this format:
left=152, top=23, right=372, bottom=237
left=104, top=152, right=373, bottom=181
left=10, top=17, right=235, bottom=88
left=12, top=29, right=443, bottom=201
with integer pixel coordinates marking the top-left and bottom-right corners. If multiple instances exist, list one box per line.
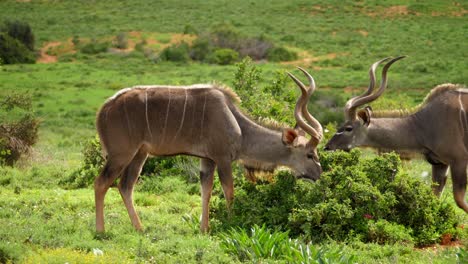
left=0, top=0, right=467, bottom=262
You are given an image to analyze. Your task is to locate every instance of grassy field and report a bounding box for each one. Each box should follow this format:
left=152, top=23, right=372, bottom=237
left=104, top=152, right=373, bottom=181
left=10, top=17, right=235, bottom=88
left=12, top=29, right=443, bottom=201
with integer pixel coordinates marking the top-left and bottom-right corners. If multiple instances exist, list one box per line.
left=0, top=0, right=467, bottom=263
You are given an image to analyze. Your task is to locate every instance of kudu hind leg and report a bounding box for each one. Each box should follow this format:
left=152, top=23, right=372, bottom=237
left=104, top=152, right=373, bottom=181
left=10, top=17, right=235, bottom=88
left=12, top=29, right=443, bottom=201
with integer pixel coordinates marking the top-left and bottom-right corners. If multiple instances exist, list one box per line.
left=200, top=158, right=216, bottom=233
left=118, top=148, right=148, bottom=231
left=95, top=156, right=132, bottom=233
left=450, top=160, right=468, bottom=213
left=431, top=163, right=449, bottom=197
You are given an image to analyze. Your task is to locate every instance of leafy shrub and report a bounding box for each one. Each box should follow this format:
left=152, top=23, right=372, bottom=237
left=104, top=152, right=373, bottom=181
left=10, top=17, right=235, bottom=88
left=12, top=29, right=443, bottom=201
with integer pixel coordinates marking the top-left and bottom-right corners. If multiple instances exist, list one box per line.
left=158, top=42, right=190, bottom=63
left=237, top=36, right=273, bottom=60
left=183, top=24, right=198, bottom=35
left=113, top=32, right=128, bottom=49
left=207, top=48, right=239, bottom=65
left=209, top=22, right=242, bottom=50
left=367, top=219, right=414, bottom=245
left=134, top=39, right=147, bottom=52
left=187, top=23, right=277, bottom=62
left=2, top=20, right=35, bottom=51
left=219, top=224, right=356, bottom=263
left=189, top=36, right=212, bottom=61
left=63, top=136, right=200, bottom=189
left=71, top=35, right=80, bottom=47
left=0, top=242, right=25, bottom=263
left=0, top=33, right=35, bottom=64
left=61, top=135, right=104, bottom=188
left=80, top=39, right=110, bottom=54
left=267, top=46, right=298, bottom=62
left=232, top=57, right=295, bottom=123
left=211, top=150, right=461, bottom=246
left=0, top=94, right=39, bottom=165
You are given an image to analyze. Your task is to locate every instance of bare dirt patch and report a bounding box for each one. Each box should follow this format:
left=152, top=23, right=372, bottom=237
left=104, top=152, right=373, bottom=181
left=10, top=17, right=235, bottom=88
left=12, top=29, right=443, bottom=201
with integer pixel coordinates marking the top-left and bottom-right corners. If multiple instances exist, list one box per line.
left=365, top=5, right=419, bottom=18
left=37, top=41, right=61, bottom=64
left=357, top=30, right=368, bottom=37
left=281, top=51, right=343, bottom=70
left=36, top=32, right=197, bottom=63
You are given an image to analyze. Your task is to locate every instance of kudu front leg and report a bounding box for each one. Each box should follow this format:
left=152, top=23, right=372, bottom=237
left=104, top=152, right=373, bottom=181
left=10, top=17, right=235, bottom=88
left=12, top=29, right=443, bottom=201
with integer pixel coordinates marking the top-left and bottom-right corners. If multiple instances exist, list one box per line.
left=431, top=163, right=449, bottom=197
left=199, top=158, right=216, bottom=233
left=450, top=160, right=468, bottom=213
left=217, top=161, right=235, bottom=212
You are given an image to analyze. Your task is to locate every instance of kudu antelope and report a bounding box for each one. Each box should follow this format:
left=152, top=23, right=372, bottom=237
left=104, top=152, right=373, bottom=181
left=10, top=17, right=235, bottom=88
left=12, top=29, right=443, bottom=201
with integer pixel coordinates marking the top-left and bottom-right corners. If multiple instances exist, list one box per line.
left=324, top=56, right=468, bottom=213
left=94, top=68, right=323, bottom=233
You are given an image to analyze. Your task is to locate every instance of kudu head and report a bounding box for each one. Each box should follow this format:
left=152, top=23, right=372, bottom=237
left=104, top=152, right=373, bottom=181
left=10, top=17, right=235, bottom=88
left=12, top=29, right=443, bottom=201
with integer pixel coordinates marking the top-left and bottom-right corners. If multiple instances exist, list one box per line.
left=324, top=56, right=406, bottom=151
left=284, top=67, right=323, bottom=180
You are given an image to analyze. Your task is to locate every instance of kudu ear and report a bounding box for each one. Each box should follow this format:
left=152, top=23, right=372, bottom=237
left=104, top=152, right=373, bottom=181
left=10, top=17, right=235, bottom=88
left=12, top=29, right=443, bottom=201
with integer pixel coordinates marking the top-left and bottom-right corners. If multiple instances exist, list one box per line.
left=357, top=106, right=372, bottom=126
left=282, top=128, right=299, bottom=146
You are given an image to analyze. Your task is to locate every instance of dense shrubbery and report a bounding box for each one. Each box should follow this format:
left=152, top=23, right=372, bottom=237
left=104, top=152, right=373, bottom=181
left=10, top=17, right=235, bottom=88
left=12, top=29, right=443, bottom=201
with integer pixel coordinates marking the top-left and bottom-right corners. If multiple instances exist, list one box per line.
left=157, top=42, right=190, bottom=63
left=0, top=94, right=39, bottom=165
left=0, top=34, right=35, bottom=64
left=267, top=46, right=298, bottom=62
left=61, top=136, right=199, bottom=189
left=207, top=48, right=239, bottom=65
left=211, top=150, right=461, bottom=246
left=80, top=39, right=110, bottom=54
left=233, top=57, right=344, bottom=125
left=2, top=20, right=35, bottom=51
left=113, top=32, right=128, bottom=49
left=0, top=20, right=35, bottom=64
left=158, top=23, right=296, bottom=64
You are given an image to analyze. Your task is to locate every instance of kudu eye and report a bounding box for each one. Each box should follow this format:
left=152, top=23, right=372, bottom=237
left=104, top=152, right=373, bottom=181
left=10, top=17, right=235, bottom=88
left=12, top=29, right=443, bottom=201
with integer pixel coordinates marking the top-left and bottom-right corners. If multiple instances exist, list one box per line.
left=307, top=153, right=318, bottom=162
left=344, top=126, right=353, bottom=132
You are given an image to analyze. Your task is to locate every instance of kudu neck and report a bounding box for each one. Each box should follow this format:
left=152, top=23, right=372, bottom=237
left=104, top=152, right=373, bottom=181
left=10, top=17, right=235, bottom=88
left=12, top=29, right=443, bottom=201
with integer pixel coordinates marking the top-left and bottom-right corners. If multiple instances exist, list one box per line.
left=364, top=116, right=421, bottom=151
left=238, top=119, right=291, bottom=166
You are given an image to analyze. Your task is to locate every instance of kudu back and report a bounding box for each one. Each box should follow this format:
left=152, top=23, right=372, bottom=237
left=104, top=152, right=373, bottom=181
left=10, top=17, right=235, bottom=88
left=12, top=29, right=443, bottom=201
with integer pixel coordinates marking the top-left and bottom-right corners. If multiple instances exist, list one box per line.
left=95, top=69, right=323, bottom=233
left=325, top=56, right=468, bottom=213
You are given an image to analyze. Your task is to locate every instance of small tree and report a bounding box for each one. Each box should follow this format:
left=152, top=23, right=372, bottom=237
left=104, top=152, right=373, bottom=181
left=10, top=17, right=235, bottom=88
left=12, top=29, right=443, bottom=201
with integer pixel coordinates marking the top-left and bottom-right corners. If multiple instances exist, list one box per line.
left=2, top=20, right=35, bottom=51
left=0, top=33, right=35, bottom=64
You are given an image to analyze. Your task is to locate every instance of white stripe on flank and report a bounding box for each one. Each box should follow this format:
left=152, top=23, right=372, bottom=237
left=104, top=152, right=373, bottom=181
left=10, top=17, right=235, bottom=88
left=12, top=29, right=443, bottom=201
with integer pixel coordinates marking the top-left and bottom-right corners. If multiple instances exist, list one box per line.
left=200, top=93, right=207, bottom=139
left=172, top=88, right=188, bottom=142
left=123, top=96, right=132, bottom=136
left=459, top=93, right=468, bottom=135
left=159, top=88, right=172, bottom=147
left=145, top=89, right=153, bottom=141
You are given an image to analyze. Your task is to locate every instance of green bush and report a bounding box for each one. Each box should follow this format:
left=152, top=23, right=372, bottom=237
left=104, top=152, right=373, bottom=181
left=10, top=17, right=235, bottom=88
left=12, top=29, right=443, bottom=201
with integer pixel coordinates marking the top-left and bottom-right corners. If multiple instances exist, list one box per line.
left=61, top=135, right=104, bottom=189
left=113, top=32, right=128, bottom=49
left=267, top=46, right=298, bottom=62
left=158, top=42, right=190, bottom=63
left=0, top=33, right=35, bottom=64
left=2, top=20, right=35, bottom=51
left=189, top=37, right=212, bottom=61
left=183, top=24, right=198, bottom=35
left=63, top=136, right=200, bottom=189
left=210, top=22, right=242, bottom=50
left=211, top=150, right=461, bottom=246
left=207, top=48, right=239, bottom=65
left=367, top=219, right=414, bottom=245
left=80, top=39, right=110, bottom=54
left=0, top=94, right=39, bottom=165
left=0, top=242, right=25, bottom=263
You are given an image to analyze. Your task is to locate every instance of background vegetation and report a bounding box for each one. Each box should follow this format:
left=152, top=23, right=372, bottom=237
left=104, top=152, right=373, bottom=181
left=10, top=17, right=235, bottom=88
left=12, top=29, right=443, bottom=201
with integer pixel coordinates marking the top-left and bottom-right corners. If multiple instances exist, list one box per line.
left=0, top=0, right=467, bottom=263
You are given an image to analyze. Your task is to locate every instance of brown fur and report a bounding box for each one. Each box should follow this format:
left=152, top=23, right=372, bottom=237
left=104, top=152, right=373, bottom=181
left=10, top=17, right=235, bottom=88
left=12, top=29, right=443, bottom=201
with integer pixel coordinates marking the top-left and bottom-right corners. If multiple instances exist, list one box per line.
left=373, top=83, right=464, bottom=118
